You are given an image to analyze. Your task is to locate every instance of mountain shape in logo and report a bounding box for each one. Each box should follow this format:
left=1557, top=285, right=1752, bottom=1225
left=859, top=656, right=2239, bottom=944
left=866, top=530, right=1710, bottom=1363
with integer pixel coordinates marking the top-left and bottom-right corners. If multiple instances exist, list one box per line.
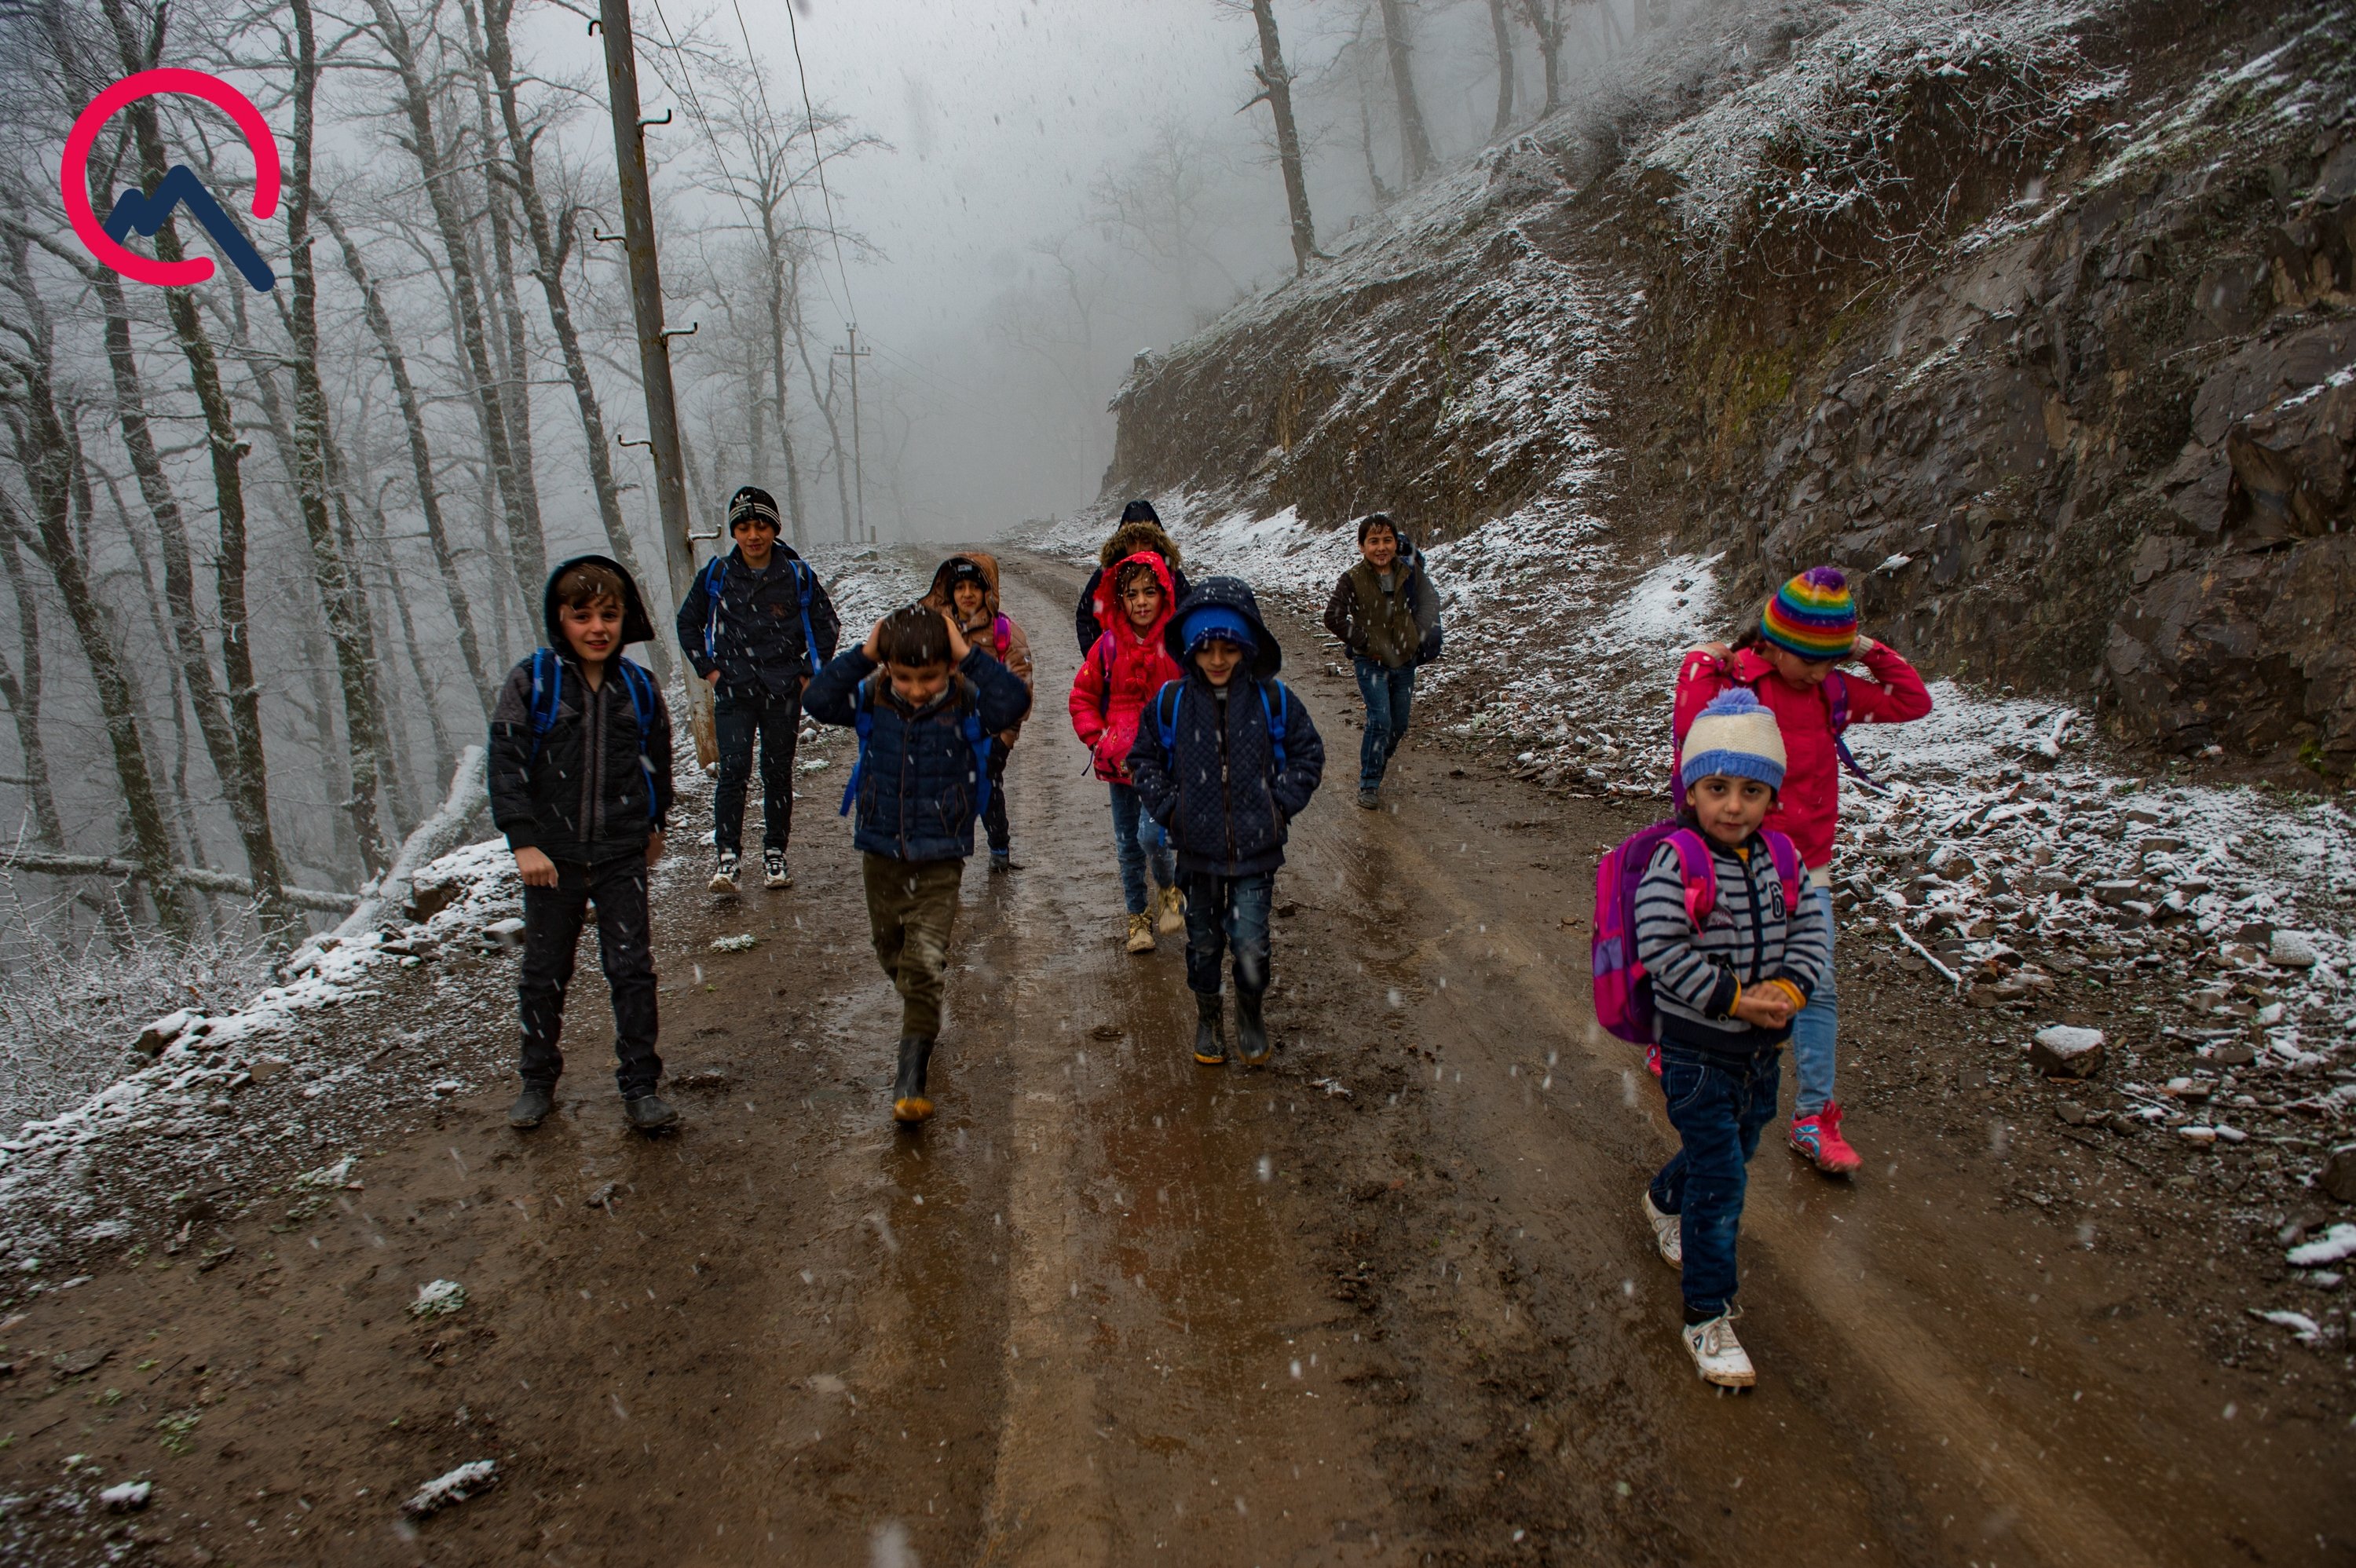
left=101, top=166, right=275, bottom=292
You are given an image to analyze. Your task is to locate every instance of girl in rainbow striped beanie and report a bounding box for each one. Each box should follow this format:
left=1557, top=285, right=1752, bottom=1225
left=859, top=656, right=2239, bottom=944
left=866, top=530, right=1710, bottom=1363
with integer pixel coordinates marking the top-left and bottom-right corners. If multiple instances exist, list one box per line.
left=1670, top=565, right=1933, bottom=1179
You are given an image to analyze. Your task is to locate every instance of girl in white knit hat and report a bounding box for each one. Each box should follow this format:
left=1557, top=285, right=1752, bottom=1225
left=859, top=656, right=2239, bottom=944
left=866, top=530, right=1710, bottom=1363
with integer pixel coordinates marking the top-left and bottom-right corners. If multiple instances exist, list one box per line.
left=1635, top=689, right=1832, bottom=1387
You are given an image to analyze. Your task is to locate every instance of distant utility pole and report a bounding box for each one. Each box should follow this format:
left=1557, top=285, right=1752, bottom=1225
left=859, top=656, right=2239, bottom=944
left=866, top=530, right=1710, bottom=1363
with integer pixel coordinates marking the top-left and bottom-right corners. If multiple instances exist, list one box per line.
left=832, top=326, right=873, bottom=543
left=595, top=0, right=712, bottom=758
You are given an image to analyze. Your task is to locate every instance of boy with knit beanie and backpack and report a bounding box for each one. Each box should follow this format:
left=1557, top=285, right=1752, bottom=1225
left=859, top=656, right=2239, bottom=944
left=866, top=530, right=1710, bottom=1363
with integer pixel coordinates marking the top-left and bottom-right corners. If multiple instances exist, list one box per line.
left=1605, top=689, right=1831, bottom=1386
left=1673, top=567, right=1930, bottom=1175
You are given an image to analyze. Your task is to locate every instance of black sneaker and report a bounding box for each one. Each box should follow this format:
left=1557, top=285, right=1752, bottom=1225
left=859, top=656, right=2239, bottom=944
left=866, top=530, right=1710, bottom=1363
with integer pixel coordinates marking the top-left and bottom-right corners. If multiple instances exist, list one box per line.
left=990, top=850, right=1018, bottom=873
left=624, top=1093, right=680, bottom=1131
left=1192, top=992, right=1227, bottom=1065
left=1235, top=991, right=1272, bottom=1066
left=507, top=1084, right=554, bottom=1128
left=763, top=850, right=791, bottom=889
left=892, top=1036, right=936, bottom=1124
left=1355, top=788, right=1380, bottom=810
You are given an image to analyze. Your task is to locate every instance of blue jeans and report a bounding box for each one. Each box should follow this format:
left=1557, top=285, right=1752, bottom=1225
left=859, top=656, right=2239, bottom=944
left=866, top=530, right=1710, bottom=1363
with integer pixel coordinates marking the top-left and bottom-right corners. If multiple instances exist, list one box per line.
left=1107, top=783, right=1175, bottom=916
left=1181, top=871, right=1274, bottom=997
left=1353, top=658, right=1415, bottom=791
left=712, top=688, right=799, bottom=858
left=1649, top=1044, right=1782, bottom=1319
left=1790, top=885, right=1837, bottom=1117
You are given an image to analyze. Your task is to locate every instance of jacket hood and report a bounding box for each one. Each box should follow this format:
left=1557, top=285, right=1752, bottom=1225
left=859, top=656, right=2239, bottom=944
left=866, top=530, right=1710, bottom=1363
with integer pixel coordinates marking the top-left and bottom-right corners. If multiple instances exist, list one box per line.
left=922, top=552, right=1003, bottom=623
left=1165, top=575, right=1282, bottom=678
left=543, top=553, right=657, bottom=650
left=1097, top=550, right=1177, bottom=647
left=1098, top=518, right=1181, bottom=571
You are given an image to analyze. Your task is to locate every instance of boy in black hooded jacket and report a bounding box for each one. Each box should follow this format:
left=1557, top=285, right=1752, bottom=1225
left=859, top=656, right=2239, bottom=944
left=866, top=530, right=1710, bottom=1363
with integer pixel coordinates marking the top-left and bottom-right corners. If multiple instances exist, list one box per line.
left=488, top=556, right=679, bottom=1133
left=1125, top=577, right=1324, bottom=1067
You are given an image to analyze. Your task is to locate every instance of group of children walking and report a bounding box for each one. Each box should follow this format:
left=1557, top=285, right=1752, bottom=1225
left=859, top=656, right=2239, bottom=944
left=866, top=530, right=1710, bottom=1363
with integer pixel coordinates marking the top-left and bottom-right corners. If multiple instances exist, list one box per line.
left=484, top=484, right=1930, bottom=1396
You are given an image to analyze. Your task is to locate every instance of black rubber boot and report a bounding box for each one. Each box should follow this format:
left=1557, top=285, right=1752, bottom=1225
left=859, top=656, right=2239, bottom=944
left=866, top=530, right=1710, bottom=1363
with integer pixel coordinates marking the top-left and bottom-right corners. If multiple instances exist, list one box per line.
left=624, top=1092, right=680, bottom=1131
left=1234, top=990, right=1272, bottom=1066
left=507, top=1084, right=554, bottom=1129
left=1192, top=992, right=1227, bottom=1065
left=892, top=1036, right=937, bottom=1124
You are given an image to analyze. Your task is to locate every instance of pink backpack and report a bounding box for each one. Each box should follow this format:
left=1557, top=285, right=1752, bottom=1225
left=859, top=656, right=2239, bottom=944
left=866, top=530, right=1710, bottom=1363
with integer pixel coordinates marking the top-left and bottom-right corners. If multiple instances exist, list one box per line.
left=1591, top=822, right=1801, bottom=1044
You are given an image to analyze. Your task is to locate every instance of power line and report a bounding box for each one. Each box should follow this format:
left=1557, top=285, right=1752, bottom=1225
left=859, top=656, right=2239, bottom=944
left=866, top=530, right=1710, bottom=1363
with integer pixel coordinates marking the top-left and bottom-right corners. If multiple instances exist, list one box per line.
left=775, top=0, right=858, bottom=331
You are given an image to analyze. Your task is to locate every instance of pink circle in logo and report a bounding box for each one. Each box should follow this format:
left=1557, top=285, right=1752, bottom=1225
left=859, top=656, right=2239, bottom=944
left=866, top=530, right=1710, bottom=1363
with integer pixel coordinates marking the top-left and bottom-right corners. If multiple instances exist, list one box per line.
left=61, top=68, right=281, bottom=288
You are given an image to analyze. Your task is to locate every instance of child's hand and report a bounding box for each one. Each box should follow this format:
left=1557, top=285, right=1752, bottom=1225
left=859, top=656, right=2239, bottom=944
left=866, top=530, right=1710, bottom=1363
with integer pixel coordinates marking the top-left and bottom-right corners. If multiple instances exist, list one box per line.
left=862, top=619, right=884, bottom=660
left=1692, top=641, right=1733, bottom=664
left=939, top=609, right=971, bottom=661
left=514, top=846, right=558, bottom=888
left=645, top=830, right=665, bottom=868
left=1732, top=989, right=1794, bottom=1029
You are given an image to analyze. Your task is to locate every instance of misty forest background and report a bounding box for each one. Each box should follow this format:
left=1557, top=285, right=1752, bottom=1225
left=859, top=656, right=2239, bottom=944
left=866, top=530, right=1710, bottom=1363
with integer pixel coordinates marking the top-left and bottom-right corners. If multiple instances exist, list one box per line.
left=0, top=0, right=1653, bottom=1116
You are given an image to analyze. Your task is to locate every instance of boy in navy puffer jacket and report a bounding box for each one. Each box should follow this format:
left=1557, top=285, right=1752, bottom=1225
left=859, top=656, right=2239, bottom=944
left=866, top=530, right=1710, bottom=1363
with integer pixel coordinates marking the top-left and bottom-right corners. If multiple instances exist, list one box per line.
left=806, top=603, right=1031, bottom=1124
left=1126, top=579, right=1324, bottom=1067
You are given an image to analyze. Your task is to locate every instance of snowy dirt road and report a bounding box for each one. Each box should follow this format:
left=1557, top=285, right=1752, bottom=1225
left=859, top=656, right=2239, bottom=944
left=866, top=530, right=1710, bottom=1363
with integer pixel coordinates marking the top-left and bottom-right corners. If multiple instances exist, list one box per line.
left=2, top=551, right=2348, bottom=1566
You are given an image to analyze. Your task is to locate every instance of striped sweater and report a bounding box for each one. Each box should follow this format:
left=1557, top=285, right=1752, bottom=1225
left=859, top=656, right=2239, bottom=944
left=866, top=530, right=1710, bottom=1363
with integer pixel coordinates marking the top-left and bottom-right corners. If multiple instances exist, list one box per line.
left=1633, top=832, right=1832, bottom=1053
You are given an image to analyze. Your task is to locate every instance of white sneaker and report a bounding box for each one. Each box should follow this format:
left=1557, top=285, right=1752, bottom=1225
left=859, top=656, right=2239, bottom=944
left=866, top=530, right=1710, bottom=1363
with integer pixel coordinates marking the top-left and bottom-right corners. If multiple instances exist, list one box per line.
left=1681, top=1310, right=1756, bottom=1388
left=763, top=851, right=791, bottom=890
left=708, top=853, right=740, bottom=895
left=1642, top=1191, right=1682, bottom=1268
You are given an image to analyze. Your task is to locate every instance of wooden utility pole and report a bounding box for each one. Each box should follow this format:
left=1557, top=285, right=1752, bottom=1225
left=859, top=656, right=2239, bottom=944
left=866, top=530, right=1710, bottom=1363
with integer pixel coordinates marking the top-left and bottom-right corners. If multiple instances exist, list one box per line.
left=832, top=326, right=872, bottom=543
left=597, top=0, right=710, bottom=759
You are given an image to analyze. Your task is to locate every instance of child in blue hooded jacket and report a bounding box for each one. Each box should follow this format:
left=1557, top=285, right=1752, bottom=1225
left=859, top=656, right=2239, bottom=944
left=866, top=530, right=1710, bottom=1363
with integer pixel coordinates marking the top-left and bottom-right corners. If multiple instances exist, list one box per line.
left=1125, top=578, right=1325, bottom=1067
left=807, top=603, right=1031, bottom=1123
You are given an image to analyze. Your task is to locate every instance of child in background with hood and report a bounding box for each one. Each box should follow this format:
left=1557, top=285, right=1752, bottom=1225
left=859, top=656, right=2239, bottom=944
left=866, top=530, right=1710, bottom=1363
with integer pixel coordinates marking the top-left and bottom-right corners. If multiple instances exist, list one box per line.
left=924, top=553, right=1033, bottom=872
left=1126, top=578, right=1325, bottom=1067
left=1674, top=566, right=1930, bottom=1178
left=1069, top=550, right=1184, bottom=952
left=1073, top=499, right=1190, bottom=654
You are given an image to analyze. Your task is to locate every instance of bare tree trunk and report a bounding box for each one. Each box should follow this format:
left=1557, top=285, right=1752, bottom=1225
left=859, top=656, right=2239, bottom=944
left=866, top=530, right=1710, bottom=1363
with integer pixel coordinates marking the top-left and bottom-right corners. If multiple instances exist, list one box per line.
left=1359, top=97, right=1394, bottom=205
left=316, top=201, right=493, bottom=712
left=1246, top=0, right=1320, bottom=275
left=1375, top=0, right=1438, bottom=182
left=791, top=273, right=854, bottom=544
left=287, top=0, right=393, bottom=875
left=0, top=414, right=185, bottom=939
left=377, top=520, right=457, bottom=788
left=86, top=0, right=287, bottom=938
left=763, top=236, right=810, bottom=549
left=364, top=0, right=547, bottom=611
left=0, top=525, right=63, bottom=848
left=478, top=0, right=668, bottom=663
left=1488, top=0, right=1519, bottom=138
left=1521, top=0, right=1564, bottom=115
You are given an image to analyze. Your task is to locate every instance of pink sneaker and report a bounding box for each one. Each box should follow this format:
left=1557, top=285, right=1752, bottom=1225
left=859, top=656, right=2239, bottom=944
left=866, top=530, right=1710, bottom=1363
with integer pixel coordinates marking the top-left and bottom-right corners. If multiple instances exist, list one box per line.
left=1789, top=1100, right=1862, bottom=1175
left=1645, top=1042, right=1662, bottom=1079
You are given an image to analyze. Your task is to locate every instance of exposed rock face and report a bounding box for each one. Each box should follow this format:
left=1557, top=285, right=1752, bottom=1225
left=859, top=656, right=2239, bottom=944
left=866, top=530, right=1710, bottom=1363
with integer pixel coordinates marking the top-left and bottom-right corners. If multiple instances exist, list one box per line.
left=1100, top=0, right=2354, bottom=776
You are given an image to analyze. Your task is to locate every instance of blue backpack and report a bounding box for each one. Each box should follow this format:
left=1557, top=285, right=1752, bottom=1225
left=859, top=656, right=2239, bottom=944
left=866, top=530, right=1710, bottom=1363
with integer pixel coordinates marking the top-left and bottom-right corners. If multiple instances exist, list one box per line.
left=700, top=553, right=820, bottom=674
left=1152, top=677, right=1289, bottom=777
left=837, top=675, right=995, bottom=824
left=524, top=648, right=660, bottom=821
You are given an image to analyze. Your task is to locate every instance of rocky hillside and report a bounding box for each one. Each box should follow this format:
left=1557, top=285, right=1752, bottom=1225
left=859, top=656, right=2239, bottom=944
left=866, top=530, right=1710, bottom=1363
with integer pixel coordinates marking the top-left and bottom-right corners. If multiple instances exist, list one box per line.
left=1103, top=0, right=2355, bottom=777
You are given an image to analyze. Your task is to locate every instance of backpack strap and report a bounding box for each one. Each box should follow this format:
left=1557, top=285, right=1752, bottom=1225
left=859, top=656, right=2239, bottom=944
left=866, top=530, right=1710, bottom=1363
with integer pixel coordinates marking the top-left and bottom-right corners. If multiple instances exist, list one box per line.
left=1761, top=828, right=1803, bottom=913
left=1154, top=679, right=1183, bottom=760
left=838, top=678, right=875, bottom=816
left=792, top=558, right=821, bottom=676
left=960, top=683, right=993, bottom=823
left=1095, top=636, right=1115, bottom=718
left=525, top=649, right=563, bottom=757
left=1665, top=828, right=1721, bottom=929
left=613, top=660, right=661, bottom=821
left=1260, top=678, right=1289, bottom=777
left=700, top=555, right=729, bottom=666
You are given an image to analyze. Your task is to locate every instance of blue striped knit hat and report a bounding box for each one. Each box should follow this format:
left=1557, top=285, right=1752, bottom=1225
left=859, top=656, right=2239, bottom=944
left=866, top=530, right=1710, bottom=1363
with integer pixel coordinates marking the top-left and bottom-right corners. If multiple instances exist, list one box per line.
left=1681, top=689, right=1787, bottom=791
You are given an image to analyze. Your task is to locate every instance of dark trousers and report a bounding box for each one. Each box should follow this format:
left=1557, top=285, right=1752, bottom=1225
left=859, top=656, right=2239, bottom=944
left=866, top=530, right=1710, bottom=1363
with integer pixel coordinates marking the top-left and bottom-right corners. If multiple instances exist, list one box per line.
left=517, top=854, right=661, bottom=1097
left=1181, top=869, right=1275, bottom=998
left=1648, top=1044, right=1782, bottom=1319
left=1353, top=657, right=1415, bottom=790
left=861, top=853, right=964, bottom=1038
left=982, top=736, right=1013, bottom=853
left=712, top=687, right=800, bottom=857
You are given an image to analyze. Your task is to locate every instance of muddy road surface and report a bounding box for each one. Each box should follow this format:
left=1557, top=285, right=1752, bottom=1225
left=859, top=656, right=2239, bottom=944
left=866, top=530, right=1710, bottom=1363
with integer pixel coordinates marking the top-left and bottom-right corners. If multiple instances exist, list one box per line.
left=2, top=549, right=2348, bottom=1566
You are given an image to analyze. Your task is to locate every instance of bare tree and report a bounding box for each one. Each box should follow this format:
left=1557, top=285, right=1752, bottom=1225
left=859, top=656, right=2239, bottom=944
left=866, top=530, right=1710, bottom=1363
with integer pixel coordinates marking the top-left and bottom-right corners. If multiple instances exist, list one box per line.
left=1374, top=0, right=1437, bottom=182
left=1488, top=0, right=1519, bottom=139
left=1520, top=0, right=1568, bottom=116
left=1238, top=0, right=1320, bottom=275
left=0, top=521, right=63, bottom=850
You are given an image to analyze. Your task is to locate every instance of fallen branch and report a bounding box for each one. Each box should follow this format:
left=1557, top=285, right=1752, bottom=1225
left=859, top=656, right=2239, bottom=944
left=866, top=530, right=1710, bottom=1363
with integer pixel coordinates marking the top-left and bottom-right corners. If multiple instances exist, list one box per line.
left=0, top=850, right=355, bottom=912
left=307, top=744, right=489, bottom=952
left=1895, top=924, right=1963, bottom=991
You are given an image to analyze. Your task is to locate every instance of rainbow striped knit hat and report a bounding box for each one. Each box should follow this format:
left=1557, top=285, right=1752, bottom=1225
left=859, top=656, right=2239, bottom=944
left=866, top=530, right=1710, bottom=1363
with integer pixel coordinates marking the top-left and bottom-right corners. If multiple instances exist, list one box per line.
left=1760, top=566, right=1857, bottom=660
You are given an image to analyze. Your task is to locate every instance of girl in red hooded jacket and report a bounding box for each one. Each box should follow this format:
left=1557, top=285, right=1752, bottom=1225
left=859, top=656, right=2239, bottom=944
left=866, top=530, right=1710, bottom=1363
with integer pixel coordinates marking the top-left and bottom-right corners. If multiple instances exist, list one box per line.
left=1069, top=552, right=1184, bottom=953
left=1673, top=565, right=1931, bottom=1177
